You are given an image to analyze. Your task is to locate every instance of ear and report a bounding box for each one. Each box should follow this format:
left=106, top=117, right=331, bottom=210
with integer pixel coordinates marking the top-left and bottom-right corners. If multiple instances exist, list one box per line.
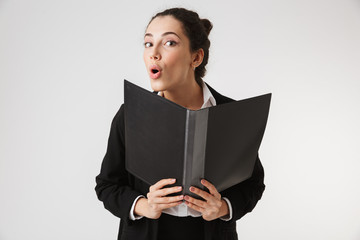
left=191, top=48, right=204, bottom=68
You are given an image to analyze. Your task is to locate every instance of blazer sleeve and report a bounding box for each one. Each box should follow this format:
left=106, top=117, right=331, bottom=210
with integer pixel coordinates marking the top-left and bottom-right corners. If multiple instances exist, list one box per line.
left=95, top=104, right=141, bottom=224
left=220, top=154, right=265, bottom=222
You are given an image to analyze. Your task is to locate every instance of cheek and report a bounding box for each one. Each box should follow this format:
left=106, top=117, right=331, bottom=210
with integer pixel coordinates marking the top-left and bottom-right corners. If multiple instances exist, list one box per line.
left=164, top=52, right=177, bottom=66
left=165, top=51, right=190, bottom=69
left=143, top=51, right=148, bottom=65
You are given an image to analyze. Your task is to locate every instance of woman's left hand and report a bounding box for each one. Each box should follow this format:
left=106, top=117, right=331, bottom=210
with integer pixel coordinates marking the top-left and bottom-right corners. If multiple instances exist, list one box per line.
left=184, top=179, right=229, bottom=221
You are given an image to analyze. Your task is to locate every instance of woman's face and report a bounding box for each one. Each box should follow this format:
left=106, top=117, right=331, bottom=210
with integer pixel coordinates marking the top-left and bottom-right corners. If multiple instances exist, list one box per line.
left=143, top=16, right=196, bottom=92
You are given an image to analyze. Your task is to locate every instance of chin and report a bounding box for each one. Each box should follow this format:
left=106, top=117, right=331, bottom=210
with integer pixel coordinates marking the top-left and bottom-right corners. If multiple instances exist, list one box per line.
left=150, top=79, right=167, bottom=92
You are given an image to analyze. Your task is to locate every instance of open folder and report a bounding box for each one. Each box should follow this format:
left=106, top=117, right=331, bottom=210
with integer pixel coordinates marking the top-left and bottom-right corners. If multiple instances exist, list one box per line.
left=124, top=80, right=271, bottom=198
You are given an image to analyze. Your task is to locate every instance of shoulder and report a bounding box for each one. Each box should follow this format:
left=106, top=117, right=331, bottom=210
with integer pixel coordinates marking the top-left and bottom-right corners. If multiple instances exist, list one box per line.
left=110, top=104, right=125, bottom=135
left=113, top=104, right=125, bottom=122
left=205, top=82, right=235, bottom=105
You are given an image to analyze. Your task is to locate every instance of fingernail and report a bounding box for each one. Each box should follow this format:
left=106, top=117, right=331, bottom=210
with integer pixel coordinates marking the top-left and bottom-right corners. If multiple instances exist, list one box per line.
left=171, top=179, right=176, bottom=183
left=179, top=195, right=184, bottom=199
left=184, top=195, right=189, bottom=200
left=201, top=179, right=205, bottom=184
left=190, top=187, right=195, bottom=192
left=177, top=186, right=182, bottom=190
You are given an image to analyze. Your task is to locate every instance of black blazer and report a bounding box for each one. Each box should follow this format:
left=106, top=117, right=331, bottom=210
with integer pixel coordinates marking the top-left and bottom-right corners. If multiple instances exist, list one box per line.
left=95, top=83, right=265, bottom=240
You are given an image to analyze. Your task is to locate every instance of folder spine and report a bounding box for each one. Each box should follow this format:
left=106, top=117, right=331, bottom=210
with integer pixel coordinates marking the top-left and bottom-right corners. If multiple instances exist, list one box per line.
left=182, top=110, right=191, bottom=195
left=182, top=109, right=209, bottom=197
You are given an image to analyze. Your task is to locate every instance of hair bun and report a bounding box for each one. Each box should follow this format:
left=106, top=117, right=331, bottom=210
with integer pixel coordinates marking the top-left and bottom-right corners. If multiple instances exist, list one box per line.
left=201, top=18, right=213, bottom=36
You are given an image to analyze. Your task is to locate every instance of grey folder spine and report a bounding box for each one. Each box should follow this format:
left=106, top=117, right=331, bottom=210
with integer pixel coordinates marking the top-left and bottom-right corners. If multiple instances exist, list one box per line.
left=183, top=109, right=209, bottom=196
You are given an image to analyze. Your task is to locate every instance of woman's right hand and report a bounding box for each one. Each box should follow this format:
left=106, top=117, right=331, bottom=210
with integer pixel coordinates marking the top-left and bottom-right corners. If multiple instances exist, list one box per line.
left=134, top=178, right=183, bottom=219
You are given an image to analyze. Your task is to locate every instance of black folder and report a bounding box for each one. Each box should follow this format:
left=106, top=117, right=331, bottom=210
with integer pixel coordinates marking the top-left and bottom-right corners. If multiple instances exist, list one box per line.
left=124, top=80, right=271, bottom=197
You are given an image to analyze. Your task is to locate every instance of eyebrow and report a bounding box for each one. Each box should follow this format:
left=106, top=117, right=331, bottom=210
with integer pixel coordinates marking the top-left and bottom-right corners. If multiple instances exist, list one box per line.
left=144, top=32, right=181, bottom=39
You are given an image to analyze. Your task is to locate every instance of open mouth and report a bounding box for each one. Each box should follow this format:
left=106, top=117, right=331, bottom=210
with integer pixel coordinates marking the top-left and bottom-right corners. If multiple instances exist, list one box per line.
left=149, top=65, right=161, bottom=79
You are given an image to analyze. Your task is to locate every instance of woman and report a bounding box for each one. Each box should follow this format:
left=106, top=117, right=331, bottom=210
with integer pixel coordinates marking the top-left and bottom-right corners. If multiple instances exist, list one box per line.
left=95, top=8, right=265, bottom=240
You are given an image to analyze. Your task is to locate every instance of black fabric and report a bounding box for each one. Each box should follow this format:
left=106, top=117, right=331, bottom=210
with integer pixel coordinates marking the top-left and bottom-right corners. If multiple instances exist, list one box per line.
left=158, top=214, right=204, bottom=240
left=95, top=83, right=265, bottom=240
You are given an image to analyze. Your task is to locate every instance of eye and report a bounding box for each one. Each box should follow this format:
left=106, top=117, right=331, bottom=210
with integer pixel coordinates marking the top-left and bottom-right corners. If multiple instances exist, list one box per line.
left=165, top=40, right=177, bottom=47
left=144, top=42, right=152, bottom=48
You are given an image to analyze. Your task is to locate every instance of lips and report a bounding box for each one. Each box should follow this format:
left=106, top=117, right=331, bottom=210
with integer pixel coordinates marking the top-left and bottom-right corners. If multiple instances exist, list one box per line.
left=149, top=65, right=162, bottom=79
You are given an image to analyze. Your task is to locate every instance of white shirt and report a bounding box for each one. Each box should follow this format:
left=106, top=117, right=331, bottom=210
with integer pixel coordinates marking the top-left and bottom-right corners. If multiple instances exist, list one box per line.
left=129, top=81, right=233, bottom=221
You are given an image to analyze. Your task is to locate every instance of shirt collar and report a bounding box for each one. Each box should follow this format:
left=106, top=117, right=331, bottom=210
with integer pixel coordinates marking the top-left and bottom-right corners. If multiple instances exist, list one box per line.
left=157, top=81, right=217, bottom=109
left=202, top=81, right=217, bottom=108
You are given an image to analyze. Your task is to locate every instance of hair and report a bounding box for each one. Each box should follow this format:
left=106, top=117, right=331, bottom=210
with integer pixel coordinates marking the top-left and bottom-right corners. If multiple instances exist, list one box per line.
left=148, top=8, right=213, bottom=87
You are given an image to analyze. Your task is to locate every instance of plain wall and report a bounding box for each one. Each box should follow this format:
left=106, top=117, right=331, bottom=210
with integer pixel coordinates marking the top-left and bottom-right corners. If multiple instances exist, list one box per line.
left=1, top=0, right=360, bottom=239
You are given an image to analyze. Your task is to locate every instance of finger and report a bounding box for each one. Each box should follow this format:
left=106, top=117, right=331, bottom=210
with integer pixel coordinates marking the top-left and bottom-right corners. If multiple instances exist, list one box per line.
left=151, top=195, right=184, bottom=204
left=184, top=195, right=206, bottom=208
left=152, top=186, right=182, bottom=198
left=157, top=201, right=183, bottom=210
left=150, top=178, right=176, bottom=192
left=185, top=200, right=204, bottom=213
left=201, top=179, right=221, bottom=199
left=189, top=186, right=213, bottom=201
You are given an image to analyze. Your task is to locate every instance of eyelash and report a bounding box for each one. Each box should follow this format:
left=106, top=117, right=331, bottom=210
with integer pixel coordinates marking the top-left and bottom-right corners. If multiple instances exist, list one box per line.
left=144, top=40, right=177, bottom=48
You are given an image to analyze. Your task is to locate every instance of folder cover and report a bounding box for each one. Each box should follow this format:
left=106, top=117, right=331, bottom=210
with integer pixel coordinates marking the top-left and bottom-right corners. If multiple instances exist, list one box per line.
left=124, top=80, right=271, bottom=197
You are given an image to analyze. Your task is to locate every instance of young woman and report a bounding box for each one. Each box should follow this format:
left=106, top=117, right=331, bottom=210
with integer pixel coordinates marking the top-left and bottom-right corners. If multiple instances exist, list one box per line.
left=95, top=8, right=265, bottom=240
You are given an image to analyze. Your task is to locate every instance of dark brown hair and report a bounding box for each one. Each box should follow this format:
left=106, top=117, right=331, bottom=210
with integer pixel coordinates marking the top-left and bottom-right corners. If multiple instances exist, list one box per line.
left=148, top=8, right=213, bottom=87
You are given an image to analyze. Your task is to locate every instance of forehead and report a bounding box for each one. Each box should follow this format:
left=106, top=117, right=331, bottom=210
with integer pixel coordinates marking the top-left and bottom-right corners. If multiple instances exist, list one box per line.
left=146, top=16, right=185, bottom=36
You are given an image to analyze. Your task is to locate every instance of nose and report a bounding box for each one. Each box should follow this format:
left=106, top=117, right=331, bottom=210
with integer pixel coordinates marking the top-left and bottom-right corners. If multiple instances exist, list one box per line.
left=150, top=47, right=161, bottom=60
left=150, top=53, right=160, bottom=60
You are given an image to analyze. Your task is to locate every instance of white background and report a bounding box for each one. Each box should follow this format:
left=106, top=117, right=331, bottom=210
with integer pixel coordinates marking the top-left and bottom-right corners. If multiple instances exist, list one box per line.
left=1, top=0, right=360, bottom=239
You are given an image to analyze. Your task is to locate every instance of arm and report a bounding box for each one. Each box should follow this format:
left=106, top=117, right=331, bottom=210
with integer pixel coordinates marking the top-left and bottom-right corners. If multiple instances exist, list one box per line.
left=95, top=105, right=184, bottom=222
left=95, top=105, right=141, bottom=224
left=221, top=154, right=265, bottom=222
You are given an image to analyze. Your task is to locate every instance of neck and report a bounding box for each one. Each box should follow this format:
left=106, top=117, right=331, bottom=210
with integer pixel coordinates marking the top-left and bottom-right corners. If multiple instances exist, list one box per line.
left=163, top=80, right=203, bottom=110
